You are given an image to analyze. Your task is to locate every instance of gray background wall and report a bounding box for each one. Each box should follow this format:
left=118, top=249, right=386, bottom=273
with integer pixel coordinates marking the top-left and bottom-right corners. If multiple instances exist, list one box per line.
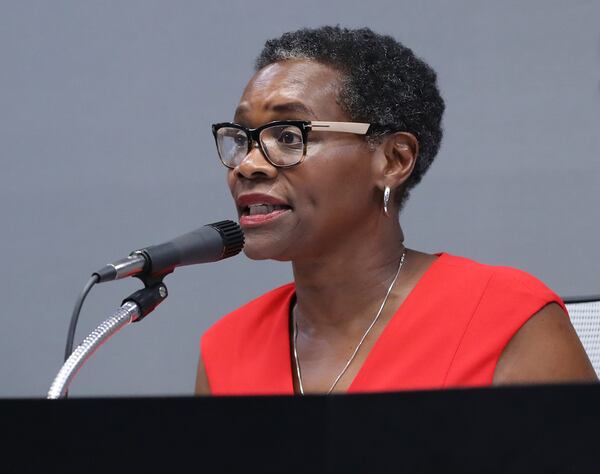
left=1, top=0, right=598, bottom=398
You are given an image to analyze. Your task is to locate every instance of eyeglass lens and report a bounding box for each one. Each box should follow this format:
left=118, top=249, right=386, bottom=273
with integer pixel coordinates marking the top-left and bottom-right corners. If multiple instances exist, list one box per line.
left=216, top=124, right=304, bottom=168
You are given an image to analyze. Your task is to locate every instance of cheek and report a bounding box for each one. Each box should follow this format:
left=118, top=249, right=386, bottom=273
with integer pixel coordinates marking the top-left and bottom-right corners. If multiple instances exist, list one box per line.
left=226, top=171, right=237, bottom=196
left=295, top=149, right=374, bottom=215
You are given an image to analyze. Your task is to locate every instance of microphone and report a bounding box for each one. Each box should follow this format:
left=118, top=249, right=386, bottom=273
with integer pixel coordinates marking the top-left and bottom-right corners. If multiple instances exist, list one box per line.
left=93, top=220, right=244, bottom=283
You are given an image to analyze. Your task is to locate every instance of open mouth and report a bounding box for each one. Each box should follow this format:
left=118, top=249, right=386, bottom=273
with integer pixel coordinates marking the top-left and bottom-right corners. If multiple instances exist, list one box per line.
left=239, top=203, right=293, bottom=227
left=242, top=204, right=292, bottom=216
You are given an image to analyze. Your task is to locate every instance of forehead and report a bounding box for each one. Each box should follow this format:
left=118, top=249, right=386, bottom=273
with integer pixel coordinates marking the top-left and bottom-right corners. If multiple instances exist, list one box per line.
left=235, top=60, right=348, bottom=123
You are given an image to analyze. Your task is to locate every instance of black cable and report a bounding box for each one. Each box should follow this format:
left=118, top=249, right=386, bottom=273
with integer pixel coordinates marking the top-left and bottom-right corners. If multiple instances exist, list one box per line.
left=64, top=274, right=99, bottom=362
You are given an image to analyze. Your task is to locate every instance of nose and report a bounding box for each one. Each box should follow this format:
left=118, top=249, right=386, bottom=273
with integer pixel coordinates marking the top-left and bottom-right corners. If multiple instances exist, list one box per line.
left=234, top=142, right=278, bottom=180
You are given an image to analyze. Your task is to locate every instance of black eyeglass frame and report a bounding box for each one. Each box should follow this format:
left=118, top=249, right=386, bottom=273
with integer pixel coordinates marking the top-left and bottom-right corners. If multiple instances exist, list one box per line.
left=211, top=120, right=374, bottom=169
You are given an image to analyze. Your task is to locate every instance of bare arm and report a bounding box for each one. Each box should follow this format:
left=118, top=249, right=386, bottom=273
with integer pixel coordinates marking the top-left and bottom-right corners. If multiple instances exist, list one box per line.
left=195, top=350, right=211, bottom=395
left=493, top=302, right=598, bottom=384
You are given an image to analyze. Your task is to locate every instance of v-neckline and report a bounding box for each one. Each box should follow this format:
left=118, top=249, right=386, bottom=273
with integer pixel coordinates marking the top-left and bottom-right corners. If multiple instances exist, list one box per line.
left=285, top=252, right=447, bottom=395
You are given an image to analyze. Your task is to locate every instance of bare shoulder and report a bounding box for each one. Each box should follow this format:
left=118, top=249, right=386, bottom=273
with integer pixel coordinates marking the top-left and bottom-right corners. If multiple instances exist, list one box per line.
left=195, top=350, right=211, bottom=395
left=493, top=302, right=598, bottom=385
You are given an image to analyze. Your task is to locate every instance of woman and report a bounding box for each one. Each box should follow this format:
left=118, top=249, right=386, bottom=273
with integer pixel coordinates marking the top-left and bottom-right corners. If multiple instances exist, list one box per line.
left=196, top=26, right=596, bottom=395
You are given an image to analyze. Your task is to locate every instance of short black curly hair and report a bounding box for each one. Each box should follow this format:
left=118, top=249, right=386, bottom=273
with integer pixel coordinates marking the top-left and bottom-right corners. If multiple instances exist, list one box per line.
left=255, top=26, right=445, bottom=208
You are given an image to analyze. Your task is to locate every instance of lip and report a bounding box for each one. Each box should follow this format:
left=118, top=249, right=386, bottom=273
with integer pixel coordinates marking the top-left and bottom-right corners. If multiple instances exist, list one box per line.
left=236, top=193, right=293, bottom=228
left=236, top=193, right=291, bottom=208
left=239, top=209, right=292, bottom=228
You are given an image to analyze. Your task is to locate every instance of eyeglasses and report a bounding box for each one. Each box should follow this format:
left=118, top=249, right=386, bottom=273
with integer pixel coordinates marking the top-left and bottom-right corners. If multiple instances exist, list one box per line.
left=212, top=120, right=373, bottom=169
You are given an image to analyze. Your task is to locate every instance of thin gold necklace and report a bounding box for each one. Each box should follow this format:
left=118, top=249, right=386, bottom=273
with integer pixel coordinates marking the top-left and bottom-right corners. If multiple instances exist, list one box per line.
left=292, top=249, right=407, bottom=395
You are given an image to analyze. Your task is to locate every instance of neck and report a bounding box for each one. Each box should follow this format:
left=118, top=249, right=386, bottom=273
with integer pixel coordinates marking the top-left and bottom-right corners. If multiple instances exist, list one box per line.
left=291, top=220, right=406, bottom=333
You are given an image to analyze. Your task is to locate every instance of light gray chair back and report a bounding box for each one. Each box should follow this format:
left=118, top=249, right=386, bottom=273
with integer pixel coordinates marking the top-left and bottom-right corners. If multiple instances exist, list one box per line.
left=565, top=296, right=600, bottom=376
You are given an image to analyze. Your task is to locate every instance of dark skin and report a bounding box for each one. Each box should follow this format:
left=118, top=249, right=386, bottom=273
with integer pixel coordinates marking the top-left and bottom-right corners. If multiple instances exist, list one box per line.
left=195, top=60, right=596, bottom=395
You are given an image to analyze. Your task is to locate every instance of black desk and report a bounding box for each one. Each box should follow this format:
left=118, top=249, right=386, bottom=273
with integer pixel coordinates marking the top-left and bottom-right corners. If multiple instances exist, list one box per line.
left=4, top=384, right=599, bottom=473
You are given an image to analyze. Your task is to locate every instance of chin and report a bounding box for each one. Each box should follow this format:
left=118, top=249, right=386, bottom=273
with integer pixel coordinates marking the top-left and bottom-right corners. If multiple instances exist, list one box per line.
left=243, top=247, right=272, bottom=261
left=242, top=235, right=294, bottom=262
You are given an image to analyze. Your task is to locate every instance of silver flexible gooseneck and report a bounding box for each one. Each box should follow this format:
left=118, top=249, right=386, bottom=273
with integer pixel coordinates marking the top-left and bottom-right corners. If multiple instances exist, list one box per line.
left=47, top=301, right=141, bottom=399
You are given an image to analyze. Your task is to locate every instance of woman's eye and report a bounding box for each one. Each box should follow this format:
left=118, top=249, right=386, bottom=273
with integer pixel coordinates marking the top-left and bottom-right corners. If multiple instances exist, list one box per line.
left=277, top=129, right=302, bottom=146
left=233, top=133, right=247, bottom=147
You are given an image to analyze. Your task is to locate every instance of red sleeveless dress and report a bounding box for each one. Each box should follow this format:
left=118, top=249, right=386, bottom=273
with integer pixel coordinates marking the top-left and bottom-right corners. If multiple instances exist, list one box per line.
left=201, top=253, right=566, bottom=395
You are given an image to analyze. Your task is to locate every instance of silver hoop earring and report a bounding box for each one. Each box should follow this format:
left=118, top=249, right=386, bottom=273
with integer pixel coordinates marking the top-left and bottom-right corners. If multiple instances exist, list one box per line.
left=383, top=186, right=391, bottom=217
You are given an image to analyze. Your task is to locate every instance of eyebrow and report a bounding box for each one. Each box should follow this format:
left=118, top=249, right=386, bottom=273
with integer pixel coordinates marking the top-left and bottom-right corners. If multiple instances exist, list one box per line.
left=234, top=101, right=317, bottom=121
left=270, top=102, right=317, bottom=118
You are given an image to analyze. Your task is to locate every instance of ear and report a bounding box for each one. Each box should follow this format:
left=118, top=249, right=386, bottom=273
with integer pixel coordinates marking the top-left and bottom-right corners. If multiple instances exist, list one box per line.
left=372, top=131, right=419, bottom=191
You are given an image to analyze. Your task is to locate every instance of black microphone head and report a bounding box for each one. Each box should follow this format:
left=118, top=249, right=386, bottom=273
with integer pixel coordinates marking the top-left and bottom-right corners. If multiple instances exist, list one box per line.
left=207, top=220, right=245, bottom=259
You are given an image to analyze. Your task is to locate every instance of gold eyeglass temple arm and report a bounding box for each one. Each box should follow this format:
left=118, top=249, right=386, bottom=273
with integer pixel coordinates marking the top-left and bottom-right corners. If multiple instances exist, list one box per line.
left=310, top=121, right=370, bottom=134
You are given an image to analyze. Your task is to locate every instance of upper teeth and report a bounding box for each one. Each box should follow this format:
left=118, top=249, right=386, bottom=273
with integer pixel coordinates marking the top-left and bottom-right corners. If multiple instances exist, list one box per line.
left=247, top=204, right=286, bottom=215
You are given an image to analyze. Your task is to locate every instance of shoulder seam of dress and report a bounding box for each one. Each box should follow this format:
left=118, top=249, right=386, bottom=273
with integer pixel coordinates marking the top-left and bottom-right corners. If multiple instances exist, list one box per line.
left=441, top=268, right=497, bottom=387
